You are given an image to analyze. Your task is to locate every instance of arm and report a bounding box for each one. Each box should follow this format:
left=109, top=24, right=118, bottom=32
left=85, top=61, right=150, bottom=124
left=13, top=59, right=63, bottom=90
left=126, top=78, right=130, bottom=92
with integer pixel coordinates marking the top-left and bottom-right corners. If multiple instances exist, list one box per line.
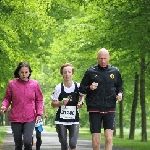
left=51, top=100, right=63, bottom=108
left=51, top=85, right=61, bottom=108
left=116, top=71, right=123, bottom=101
left=51, top=83, right=72, bottom=108
left=1, top=82, right=12, bottom=113
left=43, top=106, right=48, bottom=119
left=51, top=98, right=69, bottom=108
left=79, top=70, right=91, bottom=94
left=77, top=94, right=84, bottom=108
left=35, top=82, right=43, bottom=116
left=51, top=84, right=69, bottom=108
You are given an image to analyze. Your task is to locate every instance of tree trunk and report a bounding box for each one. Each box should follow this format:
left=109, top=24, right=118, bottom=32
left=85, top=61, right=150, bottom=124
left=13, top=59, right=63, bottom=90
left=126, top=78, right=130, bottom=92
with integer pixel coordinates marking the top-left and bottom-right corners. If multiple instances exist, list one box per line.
left=129, top=72, right=139, bottom=139
left=140, top=58, right=147, bottom=141
left=1, top=114, right=4, bottom=126
left=119, top=100, right=123, bottom=138
left=0, top=114, right=2, bottom=126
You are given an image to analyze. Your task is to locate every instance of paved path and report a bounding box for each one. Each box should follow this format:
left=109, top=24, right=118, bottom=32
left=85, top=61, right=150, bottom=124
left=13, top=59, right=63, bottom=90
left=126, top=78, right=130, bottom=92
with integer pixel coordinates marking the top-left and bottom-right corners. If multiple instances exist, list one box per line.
left=1, top=126, right=132, bottom=150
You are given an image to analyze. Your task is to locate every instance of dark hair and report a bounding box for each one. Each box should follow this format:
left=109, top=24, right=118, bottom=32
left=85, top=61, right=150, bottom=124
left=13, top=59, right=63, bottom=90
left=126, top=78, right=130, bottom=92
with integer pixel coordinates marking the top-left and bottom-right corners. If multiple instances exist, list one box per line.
left=14, top=62, right=32, bottom=78
left=60, top=63, right=74, bottom=75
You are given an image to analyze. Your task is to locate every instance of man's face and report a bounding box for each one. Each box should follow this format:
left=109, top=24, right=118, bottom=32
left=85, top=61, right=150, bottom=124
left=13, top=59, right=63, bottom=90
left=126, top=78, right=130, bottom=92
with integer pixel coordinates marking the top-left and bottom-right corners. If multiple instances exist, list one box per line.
left=97, top=51, right=110, bottom=67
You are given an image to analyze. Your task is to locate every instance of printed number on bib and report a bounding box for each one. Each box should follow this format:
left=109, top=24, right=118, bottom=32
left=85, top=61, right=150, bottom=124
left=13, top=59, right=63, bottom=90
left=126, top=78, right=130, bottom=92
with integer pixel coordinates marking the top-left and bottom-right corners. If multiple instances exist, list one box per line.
left=35, top=119, right=43, bottom=127
left=60, top=106, right=76, bottom=119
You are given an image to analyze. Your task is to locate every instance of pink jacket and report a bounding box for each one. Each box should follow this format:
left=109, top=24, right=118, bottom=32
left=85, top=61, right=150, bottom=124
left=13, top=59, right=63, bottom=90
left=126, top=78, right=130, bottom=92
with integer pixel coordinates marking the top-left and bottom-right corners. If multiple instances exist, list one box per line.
left=2, top=78, right=43, bottom=123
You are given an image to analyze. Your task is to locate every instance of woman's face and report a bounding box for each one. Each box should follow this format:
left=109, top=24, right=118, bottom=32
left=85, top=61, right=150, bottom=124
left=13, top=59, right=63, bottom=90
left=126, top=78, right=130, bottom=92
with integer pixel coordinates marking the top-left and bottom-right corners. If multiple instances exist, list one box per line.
left=62, top=66, right=73, bottom=81
left=18, top=67, right=30, bottom=81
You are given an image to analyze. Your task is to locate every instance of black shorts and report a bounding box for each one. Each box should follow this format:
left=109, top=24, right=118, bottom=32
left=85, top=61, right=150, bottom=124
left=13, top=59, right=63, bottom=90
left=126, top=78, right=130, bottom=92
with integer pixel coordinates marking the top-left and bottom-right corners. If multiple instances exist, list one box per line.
left=89, top=112, right=115, bottom=133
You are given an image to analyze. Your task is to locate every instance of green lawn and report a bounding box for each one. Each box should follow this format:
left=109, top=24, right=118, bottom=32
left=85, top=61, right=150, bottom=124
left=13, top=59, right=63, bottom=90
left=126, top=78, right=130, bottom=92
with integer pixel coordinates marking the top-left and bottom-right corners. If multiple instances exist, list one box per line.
left=43, top=125, right=150, bottom=150
left=0, top=126, right=6, bottom=146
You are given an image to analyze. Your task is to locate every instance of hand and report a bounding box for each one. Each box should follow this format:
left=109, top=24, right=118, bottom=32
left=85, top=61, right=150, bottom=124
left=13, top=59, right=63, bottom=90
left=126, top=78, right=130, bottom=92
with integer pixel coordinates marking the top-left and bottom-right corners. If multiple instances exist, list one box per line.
left=1, top=106, right=6, bottom=114
left=116, top=93, right=122, bottom=101
left=77, top=102, right=83, bottom=108
left=62, top=98, right=69, bottom=105
left=90, top=82, right=98, bottom=90
left=36, top=115, right=42, bottom=121
left=44, top=114, right=48, bottom=119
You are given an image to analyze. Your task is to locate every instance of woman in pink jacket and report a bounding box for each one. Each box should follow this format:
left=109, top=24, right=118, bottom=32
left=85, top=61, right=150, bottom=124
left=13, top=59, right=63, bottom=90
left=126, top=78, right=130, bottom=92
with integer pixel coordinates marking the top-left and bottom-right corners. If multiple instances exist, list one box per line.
left=1, top=62, right=43, bottom=150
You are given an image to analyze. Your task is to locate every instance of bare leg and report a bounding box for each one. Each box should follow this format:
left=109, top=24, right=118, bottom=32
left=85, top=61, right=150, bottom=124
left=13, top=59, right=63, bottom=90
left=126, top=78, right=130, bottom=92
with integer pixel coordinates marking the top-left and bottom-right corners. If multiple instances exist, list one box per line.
left=104, top=129, right=113, bottom=150
left=92, top=133, right=101, bottom=150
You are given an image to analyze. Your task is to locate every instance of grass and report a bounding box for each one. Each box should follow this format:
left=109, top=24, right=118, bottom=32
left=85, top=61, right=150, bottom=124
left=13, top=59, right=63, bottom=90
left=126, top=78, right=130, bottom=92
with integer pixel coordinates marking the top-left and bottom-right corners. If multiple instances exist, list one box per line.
left=112, top=128, right=150, bottom=150
left=43, top=125, right=150, bottom=150
left=113, top=138, right=150, bottom=150
left=0, top=126, right=6, bottom=147
left=44, top=125, right=56, bottom=132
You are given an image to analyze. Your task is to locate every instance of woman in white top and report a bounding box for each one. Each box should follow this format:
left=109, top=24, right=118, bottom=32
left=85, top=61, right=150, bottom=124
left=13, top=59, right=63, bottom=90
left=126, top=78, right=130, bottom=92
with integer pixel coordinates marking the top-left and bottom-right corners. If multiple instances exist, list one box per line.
left=51, top=63, right=84, bottom=150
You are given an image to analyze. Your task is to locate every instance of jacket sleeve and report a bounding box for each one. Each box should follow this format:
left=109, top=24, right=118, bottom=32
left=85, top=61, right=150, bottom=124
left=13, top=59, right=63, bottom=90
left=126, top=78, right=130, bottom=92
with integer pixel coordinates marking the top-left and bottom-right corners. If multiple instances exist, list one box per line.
left=35, top=82, right=43, bottom=115
left=1, top=82, right=12, bottom=110
left=79, top=70, right=91, bottom=94
left=116, top=71, right=123, bottom=95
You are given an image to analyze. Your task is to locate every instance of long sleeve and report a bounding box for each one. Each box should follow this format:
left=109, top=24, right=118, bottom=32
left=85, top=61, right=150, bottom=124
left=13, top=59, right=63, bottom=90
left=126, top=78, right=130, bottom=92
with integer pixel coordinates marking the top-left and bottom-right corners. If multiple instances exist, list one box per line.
left=2, top=82, right=12, bottom=110
left=35, top=82, right=43, bottom=115
left=79, top=70, right=91, bottom=94
left=116, top=71, right=123, bottom=95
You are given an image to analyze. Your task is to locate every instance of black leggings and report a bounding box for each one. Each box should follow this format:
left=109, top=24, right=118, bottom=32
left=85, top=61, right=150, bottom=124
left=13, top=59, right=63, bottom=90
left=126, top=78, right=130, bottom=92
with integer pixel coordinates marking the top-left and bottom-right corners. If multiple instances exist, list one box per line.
left=35, top=127, right=42, bottom=149
left=11, top=122, right=35, bottom=150
left=56, top=124, right=79, bottom=150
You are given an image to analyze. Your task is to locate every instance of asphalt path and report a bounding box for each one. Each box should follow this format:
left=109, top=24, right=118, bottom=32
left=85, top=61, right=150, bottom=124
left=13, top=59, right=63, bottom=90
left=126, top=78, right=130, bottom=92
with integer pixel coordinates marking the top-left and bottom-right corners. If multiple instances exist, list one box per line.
left=1, top=126, right=132, bottom=150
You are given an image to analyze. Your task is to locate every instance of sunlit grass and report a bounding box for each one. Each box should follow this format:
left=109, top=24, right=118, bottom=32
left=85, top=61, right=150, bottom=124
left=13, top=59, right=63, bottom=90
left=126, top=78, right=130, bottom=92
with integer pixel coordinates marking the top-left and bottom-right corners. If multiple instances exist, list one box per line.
left=43, top=125, right=56, bottom=132
left=0, top=126, right=6, bottom=145
left=113, top=138, right=150, bottom=150
left=44, top=125, right=150, bottom=150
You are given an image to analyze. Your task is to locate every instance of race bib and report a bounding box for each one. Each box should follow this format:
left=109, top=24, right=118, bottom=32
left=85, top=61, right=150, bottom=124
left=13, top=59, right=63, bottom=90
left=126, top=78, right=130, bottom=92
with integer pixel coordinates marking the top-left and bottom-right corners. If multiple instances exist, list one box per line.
left=60, top=106, right=76, bottom=119
left=35, top=119, right=43, bottom=127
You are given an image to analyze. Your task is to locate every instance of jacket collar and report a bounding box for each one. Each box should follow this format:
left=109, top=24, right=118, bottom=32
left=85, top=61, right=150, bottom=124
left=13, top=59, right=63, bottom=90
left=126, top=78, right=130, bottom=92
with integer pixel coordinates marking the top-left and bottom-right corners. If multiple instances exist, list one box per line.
left=97, top=64, right=109, bottom=69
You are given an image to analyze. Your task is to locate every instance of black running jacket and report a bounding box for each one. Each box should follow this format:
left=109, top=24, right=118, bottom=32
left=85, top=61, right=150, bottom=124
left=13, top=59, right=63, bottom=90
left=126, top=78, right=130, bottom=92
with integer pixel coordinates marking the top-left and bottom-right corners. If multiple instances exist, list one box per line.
left=79, top=64, right=123, bottom=112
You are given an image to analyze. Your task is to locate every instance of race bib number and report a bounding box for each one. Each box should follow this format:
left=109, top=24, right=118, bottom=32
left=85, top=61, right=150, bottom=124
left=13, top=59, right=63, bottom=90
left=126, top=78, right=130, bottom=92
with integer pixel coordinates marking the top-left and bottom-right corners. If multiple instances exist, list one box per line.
left=35, top=119, right=43, bottom=127
left=60, top=106, right=76, bottom=119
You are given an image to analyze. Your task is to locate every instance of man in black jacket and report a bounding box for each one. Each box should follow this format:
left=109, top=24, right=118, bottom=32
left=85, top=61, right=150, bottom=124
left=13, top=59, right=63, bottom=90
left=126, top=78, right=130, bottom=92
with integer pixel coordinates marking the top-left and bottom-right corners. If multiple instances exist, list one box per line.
left=79, top=48, right=123, bottom=150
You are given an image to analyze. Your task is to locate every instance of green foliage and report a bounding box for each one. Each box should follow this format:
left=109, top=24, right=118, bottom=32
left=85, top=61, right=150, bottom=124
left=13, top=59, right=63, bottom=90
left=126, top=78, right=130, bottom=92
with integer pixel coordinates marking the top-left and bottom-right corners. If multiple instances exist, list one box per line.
left=0, top=126, right=6, bottom=144
left=0, top=0, right=150, bottom=140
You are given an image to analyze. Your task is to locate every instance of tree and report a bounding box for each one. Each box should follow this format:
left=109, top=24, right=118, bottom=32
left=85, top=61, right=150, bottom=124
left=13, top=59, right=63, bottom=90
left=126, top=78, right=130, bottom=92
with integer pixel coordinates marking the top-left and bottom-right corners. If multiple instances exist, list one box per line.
left=102, top=0, right=150, bottom=141
left=129, top=72, right=139, bottom=139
